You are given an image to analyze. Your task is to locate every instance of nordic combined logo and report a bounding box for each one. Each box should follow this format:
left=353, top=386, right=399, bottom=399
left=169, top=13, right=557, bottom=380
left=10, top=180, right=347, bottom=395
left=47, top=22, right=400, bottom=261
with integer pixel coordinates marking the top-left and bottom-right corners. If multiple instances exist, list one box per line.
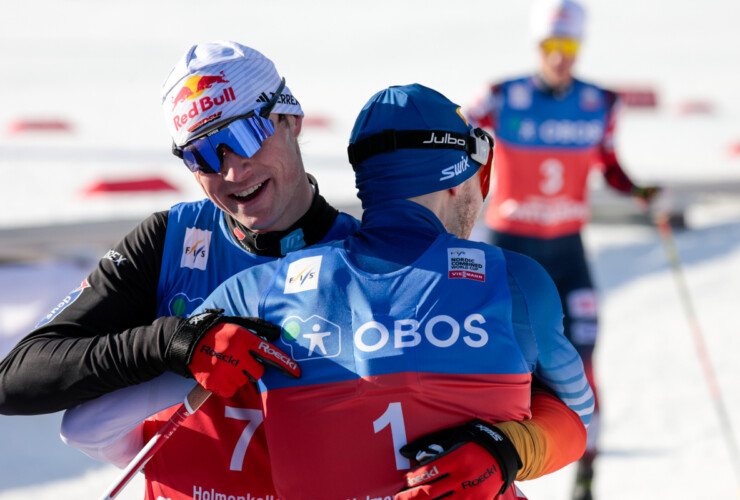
left=447, top=247, right=486, bottom=281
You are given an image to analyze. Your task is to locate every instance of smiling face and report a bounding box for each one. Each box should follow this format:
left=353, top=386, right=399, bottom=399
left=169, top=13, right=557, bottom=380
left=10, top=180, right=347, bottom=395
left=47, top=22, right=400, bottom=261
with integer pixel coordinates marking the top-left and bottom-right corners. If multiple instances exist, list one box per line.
left=193, top=114, right=314, bottom=232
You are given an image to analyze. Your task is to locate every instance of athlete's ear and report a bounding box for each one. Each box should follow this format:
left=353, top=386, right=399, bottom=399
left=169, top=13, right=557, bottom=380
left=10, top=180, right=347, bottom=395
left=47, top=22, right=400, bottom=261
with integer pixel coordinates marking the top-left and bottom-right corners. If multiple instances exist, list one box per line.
left=289, top=115, right=303, bottom=137
left=448, top=185, right=461, bottom=197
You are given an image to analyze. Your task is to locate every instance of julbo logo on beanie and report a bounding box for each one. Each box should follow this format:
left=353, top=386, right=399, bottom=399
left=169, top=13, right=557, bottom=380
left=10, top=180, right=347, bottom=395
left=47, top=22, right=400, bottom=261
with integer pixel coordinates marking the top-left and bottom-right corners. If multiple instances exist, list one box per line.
left=348, top=83, right=482, bottom=209
left=161, top=41, right=303, bottom=147
left=530, top=0, right=586, bottom=42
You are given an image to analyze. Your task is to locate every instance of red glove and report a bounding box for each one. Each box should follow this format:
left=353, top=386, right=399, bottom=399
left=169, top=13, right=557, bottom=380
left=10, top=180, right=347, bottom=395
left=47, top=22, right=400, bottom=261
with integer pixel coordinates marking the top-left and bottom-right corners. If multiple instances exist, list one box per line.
left=395, top=420, right=522, bottom=500
left=166, top=308, right=300, bottom=397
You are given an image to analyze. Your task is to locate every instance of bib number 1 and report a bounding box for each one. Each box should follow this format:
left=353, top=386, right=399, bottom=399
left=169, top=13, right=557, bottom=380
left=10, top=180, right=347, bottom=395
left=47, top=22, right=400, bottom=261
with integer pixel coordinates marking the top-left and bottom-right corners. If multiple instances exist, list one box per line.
left=373, top=402, right=411, bottom=470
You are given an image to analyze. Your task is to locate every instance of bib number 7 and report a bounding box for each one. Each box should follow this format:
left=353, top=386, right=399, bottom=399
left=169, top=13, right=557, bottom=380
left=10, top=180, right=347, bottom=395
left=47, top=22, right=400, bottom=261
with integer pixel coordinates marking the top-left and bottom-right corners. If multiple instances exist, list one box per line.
left=224, top=406, right=264, bottom=471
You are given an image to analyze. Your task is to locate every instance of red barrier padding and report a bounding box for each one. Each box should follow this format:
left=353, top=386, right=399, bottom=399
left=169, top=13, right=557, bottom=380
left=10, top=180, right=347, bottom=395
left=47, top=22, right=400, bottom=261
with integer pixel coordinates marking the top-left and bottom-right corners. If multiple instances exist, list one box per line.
left=302, top=115, right=333, bottom=128
left=83, top=177, right=179, bottom=195
left=8, top=119, right=73, bottom=134
left=616, top=88, right=658, bottom=108
left=676, top=100, right=715, bottom=115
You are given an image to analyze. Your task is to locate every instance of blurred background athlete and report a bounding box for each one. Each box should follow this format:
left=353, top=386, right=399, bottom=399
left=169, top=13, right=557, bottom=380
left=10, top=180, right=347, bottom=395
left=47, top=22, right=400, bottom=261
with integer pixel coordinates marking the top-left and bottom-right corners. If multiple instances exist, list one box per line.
left=467, top=1, right=661, bottom=498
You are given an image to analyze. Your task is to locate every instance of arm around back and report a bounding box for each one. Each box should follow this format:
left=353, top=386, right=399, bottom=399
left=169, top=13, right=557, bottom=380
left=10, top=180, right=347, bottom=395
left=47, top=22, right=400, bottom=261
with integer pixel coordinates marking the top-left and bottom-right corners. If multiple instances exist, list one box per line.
left=0, top=212, right=188, bottom=415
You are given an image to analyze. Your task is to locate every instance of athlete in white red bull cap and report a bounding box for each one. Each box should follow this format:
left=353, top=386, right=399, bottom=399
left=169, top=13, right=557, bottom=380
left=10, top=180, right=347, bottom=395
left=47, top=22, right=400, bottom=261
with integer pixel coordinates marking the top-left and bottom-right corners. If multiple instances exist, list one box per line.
left=162, top=41, right=310, bottom=232
left=467, top=2, right=662, bottom=498
left=0, top=40, right=359, bottom=500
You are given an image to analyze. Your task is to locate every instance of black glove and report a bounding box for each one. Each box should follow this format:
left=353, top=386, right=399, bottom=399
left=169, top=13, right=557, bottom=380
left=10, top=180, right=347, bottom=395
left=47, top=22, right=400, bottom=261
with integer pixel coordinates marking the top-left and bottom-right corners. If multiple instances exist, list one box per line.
left=165, top=308, right=300, bottom=397
left=395, top=419, right=522, bottom=500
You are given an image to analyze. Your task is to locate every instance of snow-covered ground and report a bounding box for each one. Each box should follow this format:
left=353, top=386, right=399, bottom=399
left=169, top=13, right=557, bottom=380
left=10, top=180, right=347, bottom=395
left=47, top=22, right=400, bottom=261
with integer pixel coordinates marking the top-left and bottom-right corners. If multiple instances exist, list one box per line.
left=1, top=0, right=740, bottom=498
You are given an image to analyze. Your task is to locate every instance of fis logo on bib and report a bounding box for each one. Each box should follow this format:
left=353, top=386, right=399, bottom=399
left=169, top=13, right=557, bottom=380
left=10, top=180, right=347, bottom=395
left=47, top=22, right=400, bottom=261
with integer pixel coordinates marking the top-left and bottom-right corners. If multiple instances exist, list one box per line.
left=181, top=228, right=211, bottom=270
left=280, top=315, right=342, bottom=361
left=284, top=256, right=322, bottom=294
left=448, top=248, right=486, bottom=281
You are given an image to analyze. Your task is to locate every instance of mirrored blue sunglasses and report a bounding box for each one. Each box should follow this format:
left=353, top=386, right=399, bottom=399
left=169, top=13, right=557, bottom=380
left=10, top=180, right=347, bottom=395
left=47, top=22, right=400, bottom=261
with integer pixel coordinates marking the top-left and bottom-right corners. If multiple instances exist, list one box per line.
left=172, top=77, right=286, bottom=174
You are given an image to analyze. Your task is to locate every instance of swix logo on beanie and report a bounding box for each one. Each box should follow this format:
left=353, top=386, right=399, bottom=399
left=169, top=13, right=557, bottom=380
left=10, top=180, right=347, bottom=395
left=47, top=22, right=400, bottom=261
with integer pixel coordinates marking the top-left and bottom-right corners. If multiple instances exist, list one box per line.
left=440, top=154, right=472, bottom=181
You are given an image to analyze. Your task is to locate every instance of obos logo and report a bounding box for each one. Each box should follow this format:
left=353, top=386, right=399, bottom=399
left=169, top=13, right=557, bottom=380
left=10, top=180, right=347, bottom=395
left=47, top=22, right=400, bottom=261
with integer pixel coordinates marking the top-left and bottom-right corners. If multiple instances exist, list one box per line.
left=36, top=280, right=90, bottom=328
left=284, top=256, right=322, bottom=294
left=280, top=315, right=341, bottom=361
left=354, top=314, right=489, bottom=353
left=180, top=228, right=211, bottom=271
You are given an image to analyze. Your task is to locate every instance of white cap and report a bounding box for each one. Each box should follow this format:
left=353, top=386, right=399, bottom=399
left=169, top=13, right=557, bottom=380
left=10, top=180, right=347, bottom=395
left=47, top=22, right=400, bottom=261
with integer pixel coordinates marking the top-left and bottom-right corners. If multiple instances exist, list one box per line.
left=530, top=0, right=586, bottom=43
left=162, top=41, right=303, bottom=146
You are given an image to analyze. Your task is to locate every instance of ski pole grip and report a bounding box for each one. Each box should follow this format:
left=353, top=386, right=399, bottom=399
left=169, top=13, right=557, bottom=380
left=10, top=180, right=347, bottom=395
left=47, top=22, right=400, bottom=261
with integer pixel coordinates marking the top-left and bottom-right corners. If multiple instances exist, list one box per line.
left=185, top=383, right=212, bottom=413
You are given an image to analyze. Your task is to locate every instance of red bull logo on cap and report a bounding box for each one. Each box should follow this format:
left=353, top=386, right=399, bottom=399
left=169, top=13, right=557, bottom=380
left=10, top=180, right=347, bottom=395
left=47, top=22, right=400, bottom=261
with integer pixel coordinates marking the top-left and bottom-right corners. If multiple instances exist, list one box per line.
left=171, top=71, right=237, bottom=132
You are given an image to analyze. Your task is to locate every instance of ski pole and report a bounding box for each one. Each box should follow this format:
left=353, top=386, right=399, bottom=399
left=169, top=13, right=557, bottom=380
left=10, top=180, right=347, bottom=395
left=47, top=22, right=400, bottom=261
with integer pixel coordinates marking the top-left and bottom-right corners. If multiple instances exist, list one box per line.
left=654, top=212, right=740, bottom=494
left=99, top=383, right=212, bottom=500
